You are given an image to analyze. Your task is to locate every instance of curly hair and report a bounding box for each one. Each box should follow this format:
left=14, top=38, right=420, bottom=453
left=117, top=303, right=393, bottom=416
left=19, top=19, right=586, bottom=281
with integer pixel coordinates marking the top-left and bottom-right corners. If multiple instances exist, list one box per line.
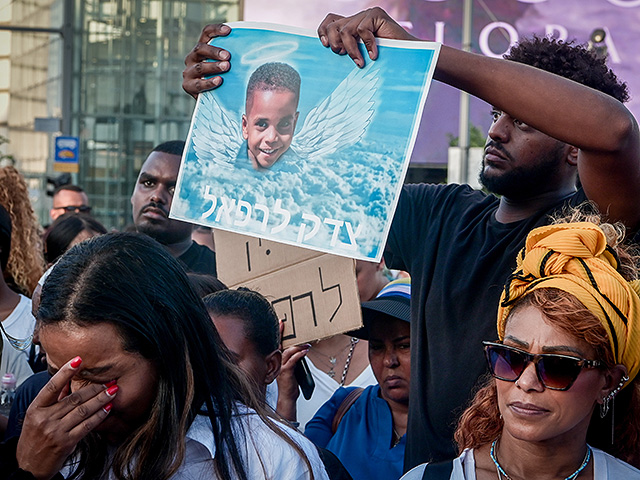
left=0, top=166, right=45, bottom=295
left=246, top=62, right=301, bottom=111
left=504, top=36, right=629, bottom=103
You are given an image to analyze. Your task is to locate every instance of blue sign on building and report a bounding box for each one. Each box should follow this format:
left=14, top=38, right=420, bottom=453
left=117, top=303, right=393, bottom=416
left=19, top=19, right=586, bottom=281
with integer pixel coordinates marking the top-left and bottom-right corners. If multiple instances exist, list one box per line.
left=54, top=136, right=80, bottom=172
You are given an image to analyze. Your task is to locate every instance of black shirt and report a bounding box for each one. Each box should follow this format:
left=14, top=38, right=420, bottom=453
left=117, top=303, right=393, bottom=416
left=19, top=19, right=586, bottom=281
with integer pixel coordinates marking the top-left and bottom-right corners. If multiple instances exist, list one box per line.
left=385, top=183, right=586, bottom=470
left=177, top=241, right=217, bottom=276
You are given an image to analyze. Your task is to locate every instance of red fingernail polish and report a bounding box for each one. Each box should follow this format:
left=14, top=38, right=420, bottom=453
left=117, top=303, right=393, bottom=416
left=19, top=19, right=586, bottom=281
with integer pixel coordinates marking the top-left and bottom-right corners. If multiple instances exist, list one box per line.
left=103, top=403, right=112, bottom=414
left=104, top=380, right=117, bottom=388
left=106, top=385, right=119, bottom=396
left=70, top=356, right=82, bottom=368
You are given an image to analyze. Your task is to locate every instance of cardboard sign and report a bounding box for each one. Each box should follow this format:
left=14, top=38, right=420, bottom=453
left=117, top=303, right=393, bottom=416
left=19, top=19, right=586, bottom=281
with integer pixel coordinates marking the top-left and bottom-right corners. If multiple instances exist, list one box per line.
left=215, top=230, right=362, bottom=347
left=172, top=22, right=440, bottom=262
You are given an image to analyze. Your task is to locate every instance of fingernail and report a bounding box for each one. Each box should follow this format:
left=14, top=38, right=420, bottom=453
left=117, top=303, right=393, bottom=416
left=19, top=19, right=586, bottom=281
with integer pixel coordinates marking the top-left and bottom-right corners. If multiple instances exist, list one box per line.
left=104, top=380, right=117, bottom=388
left=320, top=35, right=327, bottom=46
left=212, top=77, right=222, bottom=87
left=220, top=50, right=230, bottom=60
left=106, top=385, right=119, bottom=396
left=219, top=61, right=229, bottom=71
left=103, top=403, right=113, bottom=414
left=303, top=344, right=312, bottom=349
left=70, top=356, right=82, bottom=368
left=221, top=25, right=230, bottom=33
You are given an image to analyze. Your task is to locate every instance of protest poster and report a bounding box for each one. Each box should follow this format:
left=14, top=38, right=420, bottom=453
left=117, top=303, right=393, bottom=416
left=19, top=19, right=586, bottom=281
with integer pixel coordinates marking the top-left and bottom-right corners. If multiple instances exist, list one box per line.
left=172, top=22, right=440, bottom=261
left=215, top=230, right=361, bottom=347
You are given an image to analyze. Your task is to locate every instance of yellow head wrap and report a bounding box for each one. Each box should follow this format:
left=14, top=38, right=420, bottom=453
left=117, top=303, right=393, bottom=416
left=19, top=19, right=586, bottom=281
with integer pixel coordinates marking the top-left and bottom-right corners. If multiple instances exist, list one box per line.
left=497, top=222, right=640, bottom=382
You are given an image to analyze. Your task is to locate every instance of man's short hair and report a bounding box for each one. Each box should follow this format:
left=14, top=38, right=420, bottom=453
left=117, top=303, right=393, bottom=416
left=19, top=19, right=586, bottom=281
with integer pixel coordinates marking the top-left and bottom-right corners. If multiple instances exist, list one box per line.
left=246, top=62, right=301, bottom=106
left=52, top=184, right=85, bottom=197
left=152, top=140, right=186, bottom=157
left=505, top=37, right=629, bottom=103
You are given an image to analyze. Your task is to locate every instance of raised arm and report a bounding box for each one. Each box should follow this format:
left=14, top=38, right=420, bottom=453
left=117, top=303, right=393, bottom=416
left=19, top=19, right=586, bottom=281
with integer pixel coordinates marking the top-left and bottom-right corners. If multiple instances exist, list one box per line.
left=435, top=46, right=640, bottom=229
left=318, top=8, right=640, bottom=229
left=182, top=24, right=232, bottom=98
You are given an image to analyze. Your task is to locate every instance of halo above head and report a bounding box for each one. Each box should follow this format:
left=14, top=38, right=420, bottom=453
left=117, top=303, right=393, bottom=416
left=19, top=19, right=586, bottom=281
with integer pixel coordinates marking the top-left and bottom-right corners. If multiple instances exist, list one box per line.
left=497, top=222, right=640, bottom=382
left=350, top=277, right=411, bottom=340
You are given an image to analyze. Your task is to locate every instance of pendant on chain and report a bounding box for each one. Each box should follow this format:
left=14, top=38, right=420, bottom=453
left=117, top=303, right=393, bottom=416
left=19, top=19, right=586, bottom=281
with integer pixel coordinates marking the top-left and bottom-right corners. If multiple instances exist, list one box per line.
left=327, top=357, right=337, bottom=378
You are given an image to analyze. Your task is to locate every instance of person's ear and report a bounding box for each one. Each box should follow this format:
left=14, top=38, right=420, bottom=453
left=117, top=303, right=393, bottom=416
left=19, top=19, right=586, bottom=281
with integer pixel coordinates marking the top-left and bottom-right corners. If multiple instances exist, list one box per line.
left=566, top=145, right=579, bottom=166
left=597, top=364, right=628, bottom=404
left=264, top=349, right=282, bottom=385
left=242, top=114, right=249, bottom=140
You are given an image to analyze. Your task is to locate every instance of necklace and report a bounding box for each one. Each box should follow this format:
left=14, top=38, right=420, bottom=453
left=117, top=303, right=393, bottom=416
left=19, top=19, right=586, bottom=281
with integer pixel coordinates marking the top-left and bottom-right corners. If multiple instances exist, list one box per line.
left=490, top=439, right=591, bottom=480
left=338, top=337, right=359, bottom=386
left=311, top=337, right=354, bottom=379
left=391, top=426, right=402, bottom=448
left=310, top=337, right=359, bottom=385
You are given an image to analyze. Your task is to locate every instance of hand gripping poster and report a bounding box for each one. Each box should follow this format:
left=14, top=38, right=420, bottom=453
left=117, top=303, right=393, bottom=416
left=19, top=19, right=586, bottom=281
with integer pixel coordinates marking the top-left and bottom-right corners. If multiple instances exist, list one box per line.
left=172, top=22, right=440, bottom=262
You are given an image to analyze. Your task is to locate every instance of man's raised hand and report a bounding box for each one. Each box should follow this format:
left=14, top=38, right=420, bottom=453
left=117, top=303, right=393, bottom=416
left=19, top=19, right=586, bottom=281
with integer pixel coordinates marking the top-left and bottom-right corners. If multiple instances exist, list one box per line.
left=317, top=8, right=417, bottom=68
left=182, top=24, right=232, bottom=98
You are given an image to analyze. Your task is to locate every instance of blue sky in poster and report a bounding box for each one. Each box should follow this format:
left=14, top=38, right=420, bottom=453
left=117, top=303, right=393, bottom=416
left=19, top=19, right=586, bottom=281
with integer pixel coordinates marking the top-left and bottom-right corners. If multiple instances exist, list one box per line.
left=172, top=24, right=439, bottom=261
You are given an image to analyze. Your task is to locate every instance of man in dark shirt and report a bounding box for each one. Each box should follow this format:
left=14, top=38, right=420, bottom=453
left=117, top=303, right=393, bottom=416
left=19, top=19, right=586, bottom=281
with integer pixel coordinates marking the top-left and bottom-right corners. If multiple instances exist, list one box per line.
left=131, top=141, right=217, bottom=275
left=182, top=9, right=640, bottom=470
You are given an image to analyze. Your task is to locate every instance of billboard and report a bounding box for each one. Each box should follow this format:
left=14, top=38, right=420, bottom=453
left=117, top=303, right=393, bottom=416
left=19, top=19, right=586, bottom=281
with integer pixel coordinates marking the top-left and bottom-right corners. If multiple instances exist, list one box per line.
left=244, top=0, right=640, bottom=169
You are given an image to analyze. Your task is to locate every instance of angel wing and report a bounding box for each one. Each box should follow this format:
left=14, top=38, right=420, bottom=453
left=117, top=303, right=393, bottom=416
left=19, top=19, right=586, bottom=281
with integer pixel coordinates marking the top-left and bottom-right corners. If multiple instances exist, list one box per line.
left=291, top=66, right=380, bottom=160
left=191, top=92, right=243, bottom=168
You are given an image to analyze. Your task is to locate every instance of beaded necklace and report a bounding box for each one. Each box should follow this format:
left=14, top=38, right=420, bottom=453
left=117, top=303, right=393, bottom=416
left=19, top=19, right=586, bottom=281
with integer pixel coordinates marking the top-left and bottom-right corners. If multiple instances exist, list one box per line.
left=489, top=439, right=591, bottom=480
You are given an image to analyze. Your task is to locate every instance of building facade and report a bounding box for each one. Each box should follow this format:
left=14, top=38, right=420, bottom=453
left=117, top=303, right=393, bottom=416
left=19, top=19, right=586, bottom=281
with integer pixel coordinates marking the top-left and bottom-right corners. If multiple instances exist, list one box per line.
left=2, top=0, right=241, bottom=227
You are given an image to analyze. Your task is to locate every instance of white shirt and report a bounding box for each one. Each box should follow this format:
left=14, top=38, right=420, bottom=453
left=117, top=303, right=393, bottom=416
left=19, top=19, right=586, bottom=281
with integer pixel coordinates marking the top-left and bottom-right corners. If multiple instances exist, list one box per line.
left=0, top=334, right=33, bottom=387
left=179, top=410, right=329, bottom=479
left=400, top=447, right=640, bottom=479
left=62, top=407, right=330, bottom=480
left=1, top=294, right=35, bottom=360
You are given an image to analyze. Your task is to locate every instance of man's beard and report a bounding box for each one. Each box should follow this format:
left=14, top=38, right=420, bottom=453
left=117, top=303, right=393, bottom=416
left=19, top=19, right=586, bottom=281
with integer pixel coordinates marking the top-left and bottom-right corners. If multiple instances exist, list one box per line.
left=479, top=141, right=565, bottom=200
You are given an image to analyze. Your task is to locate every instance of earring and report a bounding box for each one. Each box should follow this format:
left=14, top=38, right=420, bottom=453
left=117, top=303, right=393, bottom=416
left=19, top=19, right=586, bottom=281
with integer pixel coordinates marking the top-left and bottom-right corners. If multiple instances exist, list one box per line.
left=600, top=374, right=629, bottom=418
left=600, top=395, right=610, bottom=418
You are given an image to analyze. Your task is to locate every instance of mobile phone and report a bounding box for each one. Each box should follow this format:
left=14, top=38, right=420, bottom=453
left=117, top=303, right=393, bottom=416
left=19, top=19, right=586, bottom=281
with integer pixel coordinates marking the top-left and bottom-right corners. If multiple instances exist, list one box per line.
left=294, top=357, right=315, bottom=400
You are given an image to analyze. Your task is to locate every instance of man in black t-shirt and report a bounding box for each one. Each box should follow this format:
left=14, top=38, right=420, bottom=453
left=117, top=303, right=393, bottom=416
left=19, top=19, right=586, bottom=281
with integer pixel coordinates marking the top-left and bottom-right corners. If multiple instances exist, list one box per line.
left=131, top=141, right=216, bottom=275
left=182, top=10, right=640, bottom=470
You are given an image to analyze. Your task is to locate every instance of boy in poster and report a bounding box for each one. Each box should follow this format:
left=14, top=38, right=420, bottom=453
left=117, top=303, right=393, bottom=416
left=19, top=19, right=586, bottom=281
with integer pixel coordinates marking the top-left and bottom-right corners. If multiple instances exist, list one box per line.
left=242, top=62, right=301, bottom=170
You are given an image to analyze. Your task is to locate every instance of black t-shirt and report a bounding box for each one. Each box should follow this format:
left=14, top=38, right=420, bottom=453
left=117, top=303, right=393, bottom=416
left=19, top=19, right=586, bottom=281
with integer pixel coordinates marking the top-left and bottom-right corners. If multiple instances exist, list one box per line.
left=385, top=183, right=586, bottom=470
left=177, top=241, right=217, bottom=276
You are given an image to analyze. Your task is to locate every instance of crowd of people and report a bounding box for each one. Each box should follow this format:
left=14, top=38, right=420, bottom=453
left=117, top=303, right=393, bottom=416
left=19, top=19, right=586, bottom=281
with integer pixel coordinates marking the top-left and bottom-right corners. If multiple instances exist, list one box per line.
left=1, top=5, right=640, bottom=480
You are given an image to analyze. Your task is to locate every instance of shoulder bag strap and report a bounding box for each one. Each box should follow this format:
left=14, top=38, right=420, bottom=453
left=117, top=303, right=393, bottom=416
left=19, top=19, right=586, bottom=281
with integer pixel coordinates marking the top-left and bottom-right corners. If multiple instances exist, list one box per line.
left=331, top=387, right=364, bottom=434
left=421, top=459, right=454, bottom=480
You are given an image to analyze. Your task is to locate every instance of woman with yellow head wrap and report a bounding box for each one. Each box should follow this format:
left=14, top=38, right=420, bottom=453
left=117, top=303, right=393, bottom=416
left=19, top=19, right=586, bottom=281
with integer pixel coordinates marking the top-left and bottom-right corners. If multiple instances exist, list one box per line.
left=497, top=222, right=640, bottom=384
left=401, top=220, right=640, bottom=479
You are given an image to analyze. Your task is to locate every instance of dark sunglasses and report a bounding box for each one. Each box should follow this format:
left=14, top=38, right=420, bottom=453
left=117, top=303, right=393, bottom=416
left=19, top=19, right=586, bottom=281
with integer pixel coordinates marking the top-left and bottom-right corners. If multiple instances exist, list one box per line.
left=483, top=341, right=603, bottom=391
left=55, top=205, right=92, bottom=213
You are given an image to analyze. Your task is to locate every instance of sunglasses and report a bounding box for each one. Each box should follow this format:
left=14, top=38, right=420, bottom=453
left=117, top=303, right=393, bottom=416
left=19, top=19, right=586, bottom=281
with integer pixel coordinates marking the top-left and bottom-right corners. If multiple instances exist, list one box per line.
left=55, top=205, right=92, bottom=213
left=483, top=341, right=603, bottom=391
